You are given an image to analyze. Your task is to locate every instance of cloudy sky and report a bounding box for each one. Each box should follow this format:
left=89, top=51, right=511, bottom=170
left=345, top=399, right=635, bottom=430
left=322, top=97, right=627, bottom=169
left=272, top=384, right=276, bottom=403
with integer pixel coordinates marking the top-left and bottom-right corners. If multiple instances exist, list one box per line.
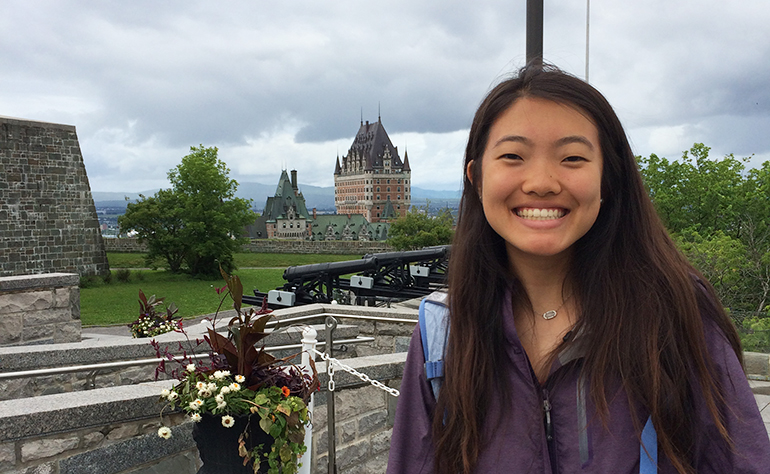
left=2, top=0, right=769, bottom=193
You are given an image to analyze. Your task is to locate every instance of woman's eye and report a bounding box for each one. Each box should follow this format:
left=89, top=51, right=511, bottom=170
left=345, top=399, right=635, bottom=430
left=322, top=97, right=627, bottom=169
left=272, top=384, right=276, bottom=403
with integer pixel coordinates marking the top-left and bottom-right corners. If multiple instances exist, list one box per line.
left=501, top=153, right=522, bottom=160
left=563, top=155, right=586, bottom=163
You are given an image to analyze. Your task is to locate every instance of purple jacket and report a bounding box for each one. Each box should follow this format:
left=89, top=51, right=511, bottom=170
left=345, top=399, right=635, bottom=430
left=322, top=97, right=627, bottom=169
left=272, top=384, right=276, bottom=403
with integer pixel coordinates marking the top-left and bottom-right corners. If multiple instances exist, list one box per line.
left=387, top=294, right=770, bottom=473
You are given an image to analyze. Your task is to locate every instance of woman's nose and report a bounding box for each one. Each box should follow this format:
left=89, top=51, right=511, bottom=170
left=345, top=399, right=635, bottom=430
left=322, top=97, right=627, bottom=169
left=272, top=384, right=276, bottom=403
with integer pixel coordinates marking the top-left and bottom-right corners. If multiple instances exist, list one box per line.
left=520, top=160, right=561, bottom=196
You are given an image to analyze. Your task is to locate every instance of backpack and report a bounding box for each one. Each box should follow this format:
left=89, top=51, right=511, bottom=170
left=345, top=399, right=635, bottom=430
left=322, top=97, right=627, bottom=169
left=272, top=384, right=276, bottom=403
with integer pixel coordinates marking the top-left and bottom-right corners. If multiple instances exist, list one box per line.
left=417, top=291, right=658, bottom=474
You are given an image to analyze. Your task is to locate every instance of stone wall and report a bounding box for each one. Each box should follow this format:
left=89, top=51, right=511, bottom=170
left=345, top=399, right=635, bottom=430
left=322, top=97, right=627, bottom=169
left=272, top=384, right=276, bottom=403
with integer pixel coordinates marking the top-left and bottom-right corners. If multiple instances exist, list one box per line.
left=103, top=237, right=391, bottom=255
left=0, top=357, right=406, bottom=474
left=0, top=116, right=109, bottom=277
left=0, top=273, right=81, bottom=347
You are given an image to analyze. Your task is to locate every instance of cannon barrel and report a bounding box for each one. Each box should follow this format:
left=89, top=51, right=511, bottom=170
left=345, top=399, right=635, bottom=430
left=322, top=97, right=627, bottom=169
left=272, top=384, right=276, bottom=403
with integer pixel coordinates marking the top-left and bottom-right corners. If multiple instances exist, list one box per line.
left=362, top=245, right=450, bottom=264
left=283, top=256, right=379, bottom=281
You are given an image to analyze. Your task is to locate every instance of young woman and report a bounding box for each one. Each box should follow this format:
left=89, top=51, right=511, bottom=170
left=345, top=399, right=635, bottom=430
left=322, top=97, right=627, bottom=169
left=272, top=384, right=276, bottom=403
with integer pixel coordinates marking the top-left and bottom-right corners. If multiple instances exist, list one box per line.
left=387, top=65, right=770, bottom=474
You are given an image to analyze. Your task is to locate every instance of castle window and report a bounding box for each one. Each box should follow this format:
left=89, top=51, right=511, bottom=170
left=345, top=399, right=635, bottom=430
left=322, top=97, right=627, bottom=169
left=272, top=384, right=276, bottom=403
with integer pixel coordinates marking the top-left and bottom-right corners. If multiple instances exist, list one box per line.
left=397, top=195, right=400, bottom=200
left=387, top=187, right=390, bottom=192
left=397, top=187, right=400, bottom=192
left=377, top=195, right=380, bottom=200
left=377, top=187, right=380, bottom=192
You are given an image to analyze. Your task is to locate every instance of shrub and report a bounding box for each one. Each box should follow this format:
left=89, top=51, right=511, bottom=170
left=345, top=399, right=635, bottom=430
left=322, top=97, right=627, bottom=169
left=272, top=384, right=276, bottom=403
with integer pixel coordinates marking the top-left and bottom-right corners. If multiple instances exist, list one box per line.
left=116, top=268, right=131, bottom=283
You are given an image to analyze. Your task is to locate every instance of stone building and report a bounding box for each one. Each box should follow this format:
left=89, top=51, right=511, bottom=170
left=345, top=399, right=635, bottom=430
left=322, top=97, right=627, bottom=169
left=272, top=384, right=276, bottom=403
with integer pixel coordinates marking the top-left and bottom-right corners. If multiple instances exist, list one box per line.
left=0, top=116, right=109, bottom=277
left=256, top=169, right=312, bottom=240
left=334, top=118, right=411, bottom=223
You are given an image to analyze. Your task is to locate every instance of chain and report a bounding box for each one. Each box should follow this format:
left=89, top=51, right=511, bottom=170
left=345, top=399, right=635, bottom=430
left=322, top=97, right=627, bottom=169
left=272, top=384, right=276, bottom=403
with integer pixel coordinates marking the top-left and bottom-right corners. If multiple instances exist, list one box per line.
left=313, top=349, right=400, bottom=397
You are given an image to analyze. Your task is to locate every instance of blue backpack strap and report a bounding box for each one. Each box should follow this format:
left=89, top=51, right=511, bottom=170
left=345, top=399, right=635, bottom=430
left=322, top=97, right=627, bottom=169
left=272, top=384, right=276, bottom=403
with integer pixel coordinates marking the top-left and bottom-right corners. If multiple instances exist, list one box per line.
left=639, top=416, right=657, bottom=473
left=418, top=292, right=450, bottom=400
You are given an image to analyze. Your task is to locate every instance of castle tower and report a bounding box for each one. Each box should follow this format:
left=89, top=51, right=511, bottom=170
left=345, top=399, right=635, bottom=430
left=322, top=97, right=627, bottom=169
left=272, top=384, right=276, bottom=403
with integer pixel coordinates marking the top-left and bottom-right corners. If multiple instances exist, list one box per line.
left=334, top=119, right=411, bottom=223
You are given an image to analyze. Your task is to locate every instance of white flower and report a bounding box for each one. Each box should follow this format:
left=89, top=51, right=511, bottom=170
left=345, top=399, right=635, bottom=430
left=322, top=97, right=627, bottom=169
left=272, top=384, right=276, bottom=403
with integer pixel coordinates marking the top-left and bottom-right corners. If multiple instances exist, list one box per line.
left=213, top=370, right=225, bottom=380
left=167, top=392, right=178, bottom=401
left=235, top=375, right=245, bottom=383
left=157, top=426, right=172, bottom=439
left=189, top=399, right=203, bottom=411
left=229, top=383, right=240, bottom=392
left=217, top=399, right=227, bottom=409
left=191, top=413, right=202, bottom=423
left=207, top=382, right=216, bottom=392
left=160, top=389, right=171, bottom=398
left=215, top=394, right=225, bottom=403
left=198, top=389, right=212, bottom=398
left=186, top=364, right=196, bottom=373
left=221, top=415, right=235, bottom=428
left=220, top=386, right=231, bottom=394
left=196, top=381, right=206, bottom=390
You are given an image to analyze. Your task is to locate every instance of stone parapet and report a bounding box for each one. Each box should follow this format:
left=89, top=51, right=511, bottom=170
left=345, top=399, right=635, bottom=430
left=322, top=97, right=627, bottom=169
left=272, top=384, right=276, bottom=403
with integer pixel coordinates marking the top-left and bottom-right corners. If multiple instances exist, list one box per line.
left=0, top=300, right=416, bottom=401
left=0, top=273, right=81, bottom=347
left=0, top=354, right=407, bottom=474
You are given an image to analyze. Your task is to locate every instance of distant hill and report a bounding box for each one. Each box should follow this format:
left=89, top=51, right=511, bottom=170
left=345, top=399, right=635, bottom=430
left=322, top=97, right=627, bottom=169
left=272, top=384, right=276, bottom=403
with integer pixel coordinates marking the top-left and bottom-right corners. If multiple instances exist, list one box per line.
left=92, top=183, right=461, bottom=213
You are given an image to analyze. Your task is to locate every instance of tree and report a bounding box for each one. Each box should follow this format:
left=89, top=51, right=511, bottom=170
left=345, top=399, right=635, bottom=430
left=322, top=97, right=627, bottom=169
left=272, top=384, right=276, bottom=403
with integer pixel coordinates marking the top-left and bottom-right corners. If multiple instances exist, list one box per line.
left=119, top=145, right=255, bottom=277
left=638, top=143, right=770, bottom=315
left=387, top=204, right=454, bottom=251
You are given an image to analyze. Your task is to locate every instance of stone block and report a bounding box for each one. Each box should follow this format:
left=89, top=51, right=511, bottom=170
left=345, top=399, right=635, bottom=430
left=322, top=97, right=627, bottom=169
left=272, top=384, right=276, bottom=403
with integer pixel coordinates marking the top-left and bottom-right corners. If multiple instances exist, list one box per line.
left=21, top=324, right=55, bottom=343
left=358, top=410, right=387, bottom=436
left=0, top=314, right=23, bottom=344
left=25, top=308, right=72, bottom=326
left=69, top=288, right=80, bottom=320
left=394, top=336, right=411, bottom=353
left=334, top=386, right=385, bottom=420
left=338, top=420, right=356, bottom=444
left=20, top=435, right=79, bottom=462
left=53, top=287, right=71, bottom=308
left=0, top=291, right=52, bottom=313
left=371, top=429, right=392, bottom=454
left=335, top=438, right=370, bottom=470
left=0, top=441, right=15, bottom=468
left=12, top=463, right=57, bottom=474
left=745, top=352, right=770, bottom=377
left=354, top=455, right=389, bottom=474
left=53, top=321, right=81, bottom=343
left=83, top=431, right=105, bottom=448
left=107, top=424, right=140, bottom=441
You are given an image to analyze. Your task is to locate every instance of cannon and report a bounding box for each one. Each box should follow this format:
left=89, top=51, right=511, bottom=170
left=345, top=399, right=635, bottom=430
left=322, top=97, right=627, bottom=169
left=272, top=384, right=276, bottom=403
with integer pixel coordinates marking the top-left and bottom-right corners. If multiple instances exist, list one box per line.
left=242, top=245, right=450, bottom=309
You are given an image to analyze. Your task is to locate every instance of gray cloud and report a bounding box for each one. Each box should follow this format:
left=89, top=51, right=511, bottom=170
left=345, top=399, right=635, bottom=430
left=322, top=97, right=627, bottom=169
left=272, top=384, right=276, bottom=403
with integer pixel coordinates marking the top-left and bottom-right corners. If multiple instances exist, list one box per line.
left=2, top=0, right=769, bottom=191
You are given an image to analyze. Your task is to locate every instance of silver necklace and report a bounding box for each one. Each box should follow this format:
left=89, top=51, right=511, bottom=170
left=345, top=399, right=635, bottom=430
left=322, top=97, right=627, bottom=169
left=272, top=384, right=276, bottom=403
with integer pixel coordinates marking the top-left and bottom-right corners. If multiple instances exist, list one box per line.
left=540, top=294, right=572, bottom=320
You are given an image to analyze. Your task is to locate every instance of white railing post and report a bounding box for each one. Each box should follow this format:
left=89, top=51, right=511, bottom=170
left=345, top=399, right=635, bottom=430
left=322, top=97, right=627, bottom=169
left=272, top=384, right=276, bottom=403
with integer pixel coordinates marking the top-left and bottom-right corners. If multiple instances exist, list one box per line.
left=298, top=326, right=318, bottom=474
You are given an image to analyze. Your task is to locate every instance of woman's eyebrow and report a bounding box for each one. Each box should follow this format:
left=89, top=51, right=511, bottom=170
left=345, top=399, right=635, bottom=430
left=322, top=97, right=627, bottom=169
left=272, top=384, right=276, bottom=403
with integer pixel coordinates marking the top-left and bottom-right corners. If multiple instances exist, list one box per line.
left=554, top=135, right=594, bottom=150
left=492, top=135, right=530, bottom=148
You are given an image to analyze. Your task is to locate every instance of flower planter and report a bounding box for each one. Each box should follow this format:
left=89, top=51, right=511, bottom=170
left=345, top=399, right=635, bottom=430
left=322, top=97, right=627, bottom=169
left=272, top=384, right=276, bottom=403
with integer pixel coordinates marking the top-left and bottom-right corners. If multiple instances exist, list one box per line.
left=193, top=414, right=272, bottom=474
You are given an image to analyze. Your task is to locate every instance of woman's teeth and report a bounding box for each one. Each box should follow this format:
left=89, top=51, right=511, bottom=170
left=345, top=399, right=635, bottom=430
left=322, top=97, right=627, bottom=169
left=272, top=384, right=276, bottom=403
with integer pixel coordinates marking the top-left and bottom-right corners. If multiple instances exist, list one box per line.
left=515, top=208, right=566, bottom=220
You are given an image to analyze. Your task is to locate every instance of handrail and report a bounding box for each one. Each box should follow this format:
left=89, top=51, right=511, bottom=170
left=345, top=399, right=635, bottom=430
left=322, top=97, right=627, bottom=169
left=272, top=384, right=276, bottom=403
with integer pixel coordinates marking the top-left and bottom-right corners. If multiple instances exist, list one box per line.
left=0, top=311, right=416, bottom=382
left=0, top=337, right=375, bottom=381
left=264, top=312, right=418, bottom=327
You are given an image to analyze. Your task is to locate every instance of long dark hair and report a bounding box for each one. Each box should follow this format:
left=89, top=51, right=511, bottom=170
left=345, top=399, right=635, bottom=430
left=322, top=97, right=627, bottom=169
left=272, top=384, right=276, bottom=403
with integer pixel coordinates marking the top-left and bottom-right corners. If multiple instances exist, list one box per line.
left=435, top=64, right=743, bottom=474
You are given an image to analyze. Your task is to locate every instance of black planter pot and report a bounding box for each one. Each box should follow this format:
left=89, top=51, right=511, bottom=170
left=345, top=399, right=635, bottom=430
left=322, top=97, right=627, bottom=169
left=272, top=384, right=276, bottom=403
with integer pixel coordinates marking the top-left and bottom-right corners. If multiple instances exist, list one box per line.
left=192, top=414, right=273, bottom=474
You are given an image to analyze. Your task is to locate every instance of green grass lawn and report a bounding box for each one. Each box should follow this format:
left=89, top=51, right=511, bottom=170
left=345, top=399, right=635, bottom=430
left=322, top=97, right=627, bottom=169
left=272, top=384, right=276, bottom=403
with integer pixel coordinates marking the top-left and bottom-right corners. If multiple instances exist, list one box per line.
left=80, top=269, right=286, bottom=326
left=82, top=252, right=365, bottom=327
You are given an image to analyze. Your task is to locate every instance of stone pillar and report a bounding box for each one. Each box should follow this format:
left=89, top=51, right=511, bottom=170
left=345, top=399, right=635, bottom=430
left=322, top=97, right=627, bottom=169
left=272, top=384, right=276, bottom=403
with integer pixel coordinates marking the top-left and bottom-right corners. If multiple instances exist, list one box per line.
left=0, top=273, right=81, bottom=346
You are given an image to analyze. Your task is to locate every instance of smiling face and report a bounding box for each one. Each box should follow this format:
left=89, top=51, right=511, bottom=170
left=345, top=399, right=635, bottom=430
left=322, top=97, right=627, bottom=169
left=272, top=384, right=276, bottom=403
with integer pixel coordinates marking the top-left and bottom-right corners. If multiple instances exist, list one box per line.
left=472, top=97, right=603, bottom=269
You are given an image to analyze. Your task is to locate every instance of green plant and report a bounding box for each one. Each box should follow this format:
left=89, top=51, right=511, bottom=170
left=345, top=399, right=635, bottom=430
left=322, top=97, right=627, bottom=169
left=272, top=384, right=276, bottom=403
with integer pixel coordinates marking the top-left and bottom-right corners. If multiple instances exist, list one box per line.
left=116, top=268, right=131, bottom=283
left=741, top=314, right=770, bottom=352
left=118, top=145, right=255, bottom=277
left=153, top=267, right=318, bottom=473
left=127, top=290, right=181, bottom=338
left=103, top=271, right=113, bottom=284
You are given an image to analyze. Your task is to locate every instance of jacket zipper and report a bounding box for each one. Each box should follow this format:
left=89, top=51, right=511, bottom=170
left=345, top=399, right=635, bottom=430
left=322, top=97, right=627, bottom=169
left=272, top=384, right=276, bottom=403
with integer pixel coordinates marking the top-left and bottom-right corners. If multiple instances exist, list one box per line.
left=542, top=387, right=559, bottom=473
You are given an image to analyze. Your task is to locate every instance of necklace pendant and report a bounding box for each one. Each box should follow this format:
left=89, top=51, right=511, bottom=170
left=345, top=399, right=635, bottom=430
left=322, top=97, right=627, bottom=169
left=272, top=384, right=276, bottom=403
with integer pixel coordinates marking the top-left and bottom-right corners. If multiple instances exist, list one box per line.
left=542, top=310, right=557, bottom=320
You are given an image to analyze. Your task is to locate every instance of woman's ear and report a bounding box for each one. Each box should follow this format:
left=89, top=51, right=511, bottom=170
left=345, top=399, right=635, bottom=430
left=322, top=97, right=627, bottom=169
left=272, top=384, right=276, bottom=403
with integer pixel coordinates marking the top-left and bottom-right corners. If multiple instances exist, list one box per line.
left=466, top=160, right=475, bottom=185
